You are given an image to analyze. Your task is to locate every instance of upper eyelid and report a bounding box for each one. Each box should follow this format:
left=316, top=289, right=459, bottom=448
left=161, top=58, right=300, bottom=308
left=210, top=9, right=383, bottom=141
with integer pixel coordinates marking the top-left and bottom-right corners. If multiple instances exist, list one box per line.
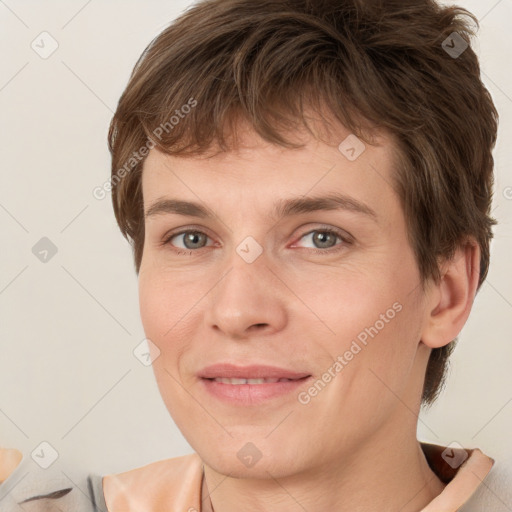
left=165, top=226, right=215, bottom=243
left=297, top=228, right=346, bottom=240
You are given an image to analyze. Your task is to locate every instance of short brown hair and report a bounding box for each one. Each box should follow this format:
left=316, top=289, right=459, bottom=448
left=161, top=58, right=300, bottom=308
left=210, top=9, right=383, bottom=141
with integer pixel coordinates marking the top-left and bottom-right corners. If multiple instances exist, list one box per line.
left=108, top=0, right=498, bottom=405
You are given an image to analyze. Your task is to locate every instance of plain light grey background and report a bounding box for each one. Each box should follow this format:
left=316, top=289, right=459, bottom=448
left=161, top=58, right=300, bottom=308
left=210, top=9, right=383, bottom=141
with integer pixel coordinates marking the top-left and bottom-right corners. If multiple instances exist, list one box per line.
left=0, top=0, right=511, bottom=477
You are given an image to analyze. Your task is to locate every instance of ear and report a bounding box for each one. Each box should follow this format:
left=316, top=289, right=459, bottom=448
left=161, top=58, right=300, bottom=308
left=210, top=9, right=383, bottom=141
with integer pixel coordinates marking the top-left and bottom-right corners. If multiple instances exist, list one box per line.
left=421, top=239, right=481, bottom=349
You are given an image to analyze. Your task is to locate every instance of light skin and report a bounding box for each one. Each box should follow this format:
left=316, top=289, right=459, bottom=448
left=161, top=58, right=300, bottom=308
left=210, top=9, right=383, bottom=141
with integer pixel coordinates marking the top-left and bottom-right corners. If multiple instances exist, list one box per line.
left=137, top=119, right=480, bottom=512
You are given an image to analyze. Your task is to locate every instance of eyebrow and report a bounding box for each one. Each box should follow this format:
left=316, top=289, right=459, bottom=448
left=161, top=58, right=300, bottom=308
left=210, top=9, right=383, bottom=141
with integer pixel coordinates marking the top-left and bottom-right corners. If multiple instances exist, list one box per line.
left=145, top=193, right=378, bottom=222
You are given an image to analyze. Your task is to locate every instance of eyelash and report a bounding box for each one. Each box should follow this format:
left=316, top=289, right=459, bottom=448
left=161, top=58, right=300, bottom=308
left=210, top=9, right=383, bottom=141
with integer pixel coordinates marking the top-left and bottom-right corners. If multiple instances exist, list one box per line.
left=161, top=226, right=352, bottom=256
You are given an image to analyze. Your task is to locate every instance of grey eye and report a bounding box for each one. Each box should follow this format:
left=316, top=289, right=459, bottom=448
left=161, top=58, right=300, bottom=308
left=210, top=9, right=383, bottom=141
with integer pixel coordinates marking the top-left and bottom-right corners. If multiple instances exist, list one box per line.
left=299, top=230, right=341, bottom=249
left=174, top=231, right=209, bottom=250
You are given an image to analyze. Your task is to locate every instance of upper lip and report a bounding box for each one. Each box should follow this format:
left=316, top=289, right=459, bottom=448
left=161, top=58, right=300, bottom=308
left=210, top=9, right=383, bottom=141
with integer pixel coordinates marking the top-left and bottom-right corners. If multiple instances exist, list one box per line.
left=198, top=364, right=310, bottom=380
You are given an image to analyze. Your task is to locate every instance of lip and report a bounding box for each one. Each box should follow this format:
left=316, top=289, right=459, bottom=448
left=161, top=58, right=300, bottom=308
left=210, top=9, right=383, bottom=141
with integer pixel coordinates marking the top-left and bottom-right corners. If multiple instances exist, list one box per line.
left=197, top=363, right=310, bottom=380
left=198, top=364, right=312, bottom=405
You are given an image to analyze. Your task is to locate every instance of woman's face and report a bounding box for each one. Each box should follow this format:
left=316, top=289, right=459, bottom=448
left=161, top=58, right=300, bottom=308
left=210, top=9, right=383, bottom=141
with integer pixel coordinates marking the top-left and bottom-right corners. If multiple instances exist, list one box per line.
left=138, top=123, right=433, bottom=478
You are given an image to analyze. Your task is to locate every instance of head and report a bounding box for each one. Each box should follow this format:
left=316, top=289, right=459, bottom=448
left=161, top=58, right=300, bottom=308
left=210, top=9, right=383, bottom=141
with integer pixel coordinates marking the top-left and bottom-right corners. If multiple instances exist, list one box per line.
left=108, top=0, right=497, bottom=476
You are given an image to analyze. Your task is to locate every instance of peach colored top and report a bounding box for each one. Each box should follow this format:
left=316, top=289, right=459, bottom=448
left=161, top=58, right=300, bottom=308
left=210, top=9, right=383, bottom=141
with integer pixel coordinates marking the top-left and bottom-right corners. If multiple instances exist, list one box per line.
left=103, top=443, right=494, bottom=512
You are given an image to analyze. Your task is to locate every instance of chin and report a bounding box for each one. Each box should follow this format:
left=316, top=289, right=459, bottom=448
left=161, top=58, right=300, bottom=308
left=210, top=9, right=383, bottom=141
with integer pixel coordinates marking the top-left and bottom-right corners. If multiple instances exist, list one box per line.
left=204, top=454, right=295, bottom=480
left=197, top=439, right=308, bottom=480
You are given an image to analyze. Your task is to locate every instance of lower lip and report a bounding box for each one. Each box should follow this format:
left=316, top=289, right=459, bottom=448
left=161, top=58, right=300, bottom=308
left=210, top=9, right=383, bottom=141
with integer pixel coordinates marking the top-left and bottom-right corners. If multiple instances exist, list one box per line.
left=200, top=377, right=311, bottom=405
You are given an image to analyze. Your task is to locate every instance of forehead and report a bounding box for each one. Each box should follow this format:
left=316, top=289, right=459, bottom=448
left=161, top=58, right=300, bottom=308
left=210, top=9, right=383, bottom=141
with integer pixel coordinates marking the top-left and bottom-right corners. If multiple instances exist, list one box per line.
left=143, top=111, right=396, bottom=174
left=141, top=124, right=401, bottom=227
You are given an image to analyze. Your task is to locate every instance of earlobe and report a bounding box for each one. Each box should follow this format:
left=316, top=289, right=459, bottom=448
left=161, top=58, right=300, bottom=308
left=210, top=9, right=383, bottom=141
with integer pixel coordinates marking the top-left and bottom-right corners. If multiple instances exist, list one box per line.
left=421, top=240, right=481, bottom=349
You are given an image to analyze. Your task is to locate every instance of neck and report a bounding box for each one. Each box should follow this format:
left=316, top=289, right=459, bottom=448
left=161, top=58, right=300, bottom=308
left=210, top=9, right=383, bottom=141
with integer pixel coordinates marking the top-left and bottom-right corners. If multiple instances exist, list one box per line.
left=201, top=424, right=445, bottom=512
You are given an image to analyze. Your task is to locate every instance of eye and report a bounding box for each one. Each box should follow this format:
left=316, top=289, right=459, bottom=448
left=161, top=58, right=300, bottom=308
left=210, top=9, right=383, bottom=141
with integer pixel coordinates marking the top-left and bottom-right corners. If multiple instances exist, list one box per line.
left=293, top=227, right=351, bottom=253
left=163, top=230, right=214, bottom=254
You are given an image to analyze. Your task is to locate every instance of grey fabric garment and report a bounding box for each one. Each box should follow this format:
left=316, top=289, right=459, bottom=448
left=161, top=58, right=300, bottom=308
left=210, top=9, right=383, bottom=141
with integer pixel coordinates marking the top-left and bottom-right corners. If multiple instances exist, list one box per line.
left=0, top=455, right=107, bottom=512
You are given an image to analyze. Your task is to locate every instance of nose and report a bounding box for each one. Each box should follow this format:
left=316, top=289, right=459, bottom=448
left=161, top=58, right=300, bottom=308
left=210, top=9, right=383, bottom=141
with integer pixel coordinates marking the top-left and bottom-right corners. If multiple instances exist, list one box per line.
left=204, top=250, right=288, bottom=340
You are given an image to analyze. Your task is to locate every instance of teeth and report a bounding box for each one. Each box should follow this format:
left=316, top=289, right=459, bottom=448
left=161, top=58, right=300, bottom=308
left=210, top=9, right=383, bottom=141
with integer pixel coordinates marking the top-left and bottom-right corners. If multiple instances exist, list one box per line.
left=212, top=378, right=292, bottom=385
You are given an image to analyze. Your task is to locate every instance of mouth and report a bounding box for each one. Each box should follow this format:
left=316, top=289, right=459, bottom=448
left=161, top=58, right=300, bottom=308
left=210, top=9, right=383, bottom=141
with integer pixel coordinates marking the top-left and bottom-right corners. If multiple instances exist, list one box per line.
left=197, top=364, right=312, bottom=405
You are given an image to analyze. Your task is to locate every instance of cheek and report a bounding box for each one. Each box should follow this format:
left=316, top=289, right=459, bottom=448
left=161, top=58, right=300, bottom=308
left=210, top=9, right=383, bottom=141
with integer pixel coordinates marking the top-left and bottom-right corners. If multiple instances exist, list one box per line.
left=292, top=264, right=401, bottom=342
left=138, top=273, right=165, bottom=339
left=138, top=270, right=194, bottom=417
left=138, top=267, right=208, bottom=375
left=300, top=260, right=422, bottom=391
left=139, top=266, right=193, bottom=337
left=307, top=307, right=422, bottom=437
left=339, top=295, right=423, bottom=410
